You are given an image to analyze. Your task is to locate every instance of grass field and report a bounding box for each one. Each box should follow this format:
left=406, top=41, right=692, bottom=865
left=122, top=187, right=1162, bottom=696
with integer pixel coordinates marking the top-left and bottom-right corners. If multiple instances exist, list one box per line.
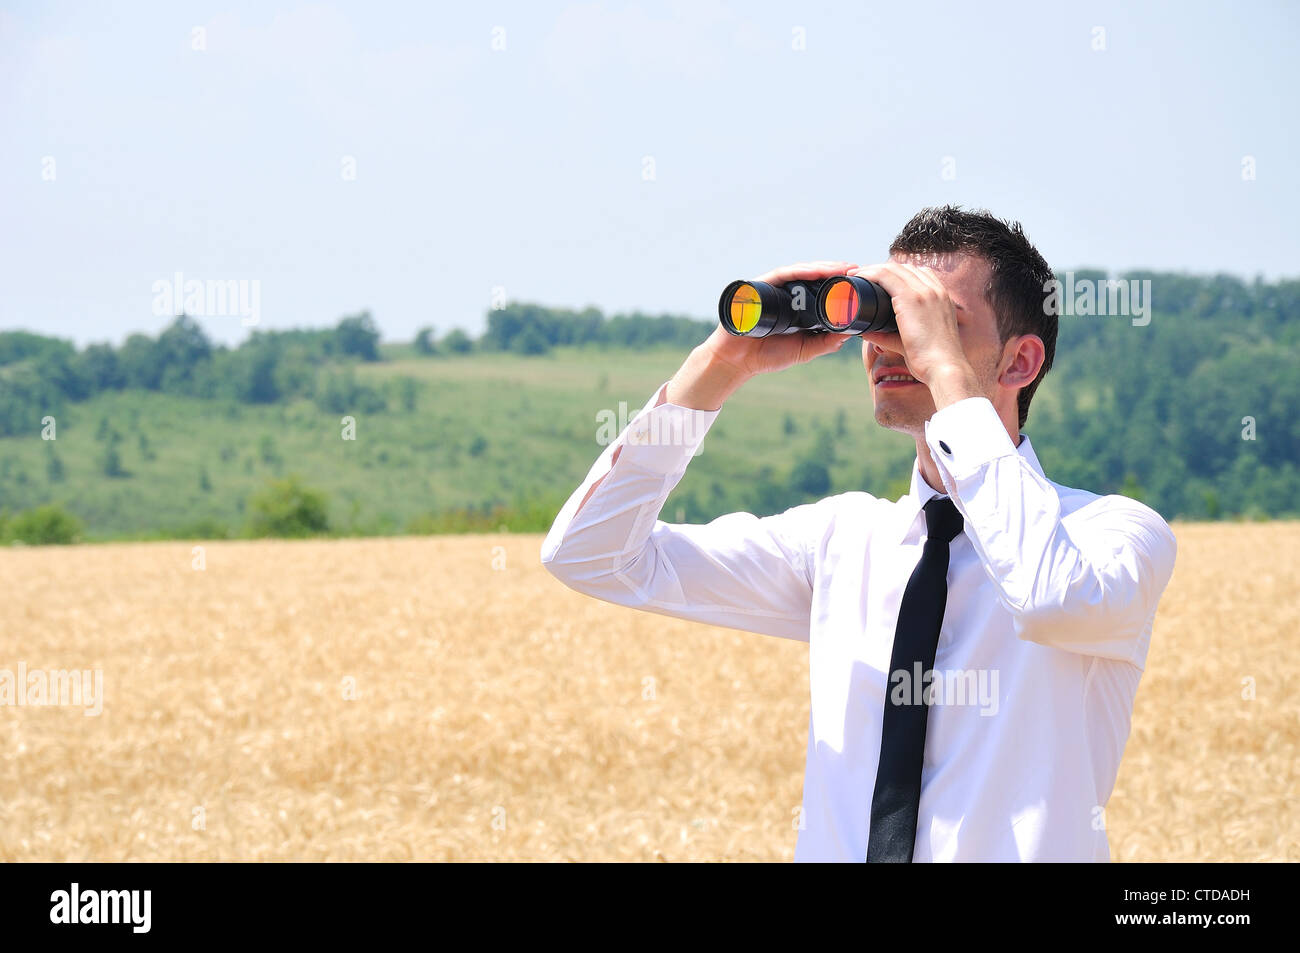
left=0, top=346, right=919, bottom=539
left=1, top=523, right=1296, bottom=861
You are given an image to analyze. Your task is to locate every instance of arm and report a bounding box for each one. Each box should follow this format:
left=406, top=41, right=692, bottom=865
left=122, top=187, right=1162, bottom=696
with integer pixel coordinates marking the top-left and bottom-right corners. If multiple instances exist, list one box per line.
left=925, top=396, right=1177, bottom=666
left=540, top=376, right=837, bottom=641
left=542, top=261, right=859, bottom=640
left=854, top=259, right=1176, bottom=665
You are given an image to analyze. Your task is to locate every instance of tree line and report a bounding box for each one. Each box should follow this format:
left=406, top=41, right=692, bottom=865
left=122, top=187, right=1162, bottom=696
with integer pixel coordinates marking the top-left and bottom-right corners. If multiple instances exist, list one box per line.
left=0, top=312, right=387, bottom=436
left=2, top=270, right=1298, bottom=523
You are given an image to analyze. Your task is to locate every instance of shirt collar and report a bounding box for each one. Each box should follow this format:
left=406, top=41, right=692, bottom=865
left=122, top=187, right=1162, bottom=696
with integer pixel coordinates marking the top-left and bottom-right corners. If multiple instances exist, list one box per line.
left=894, top=431, right=1047, bottom=539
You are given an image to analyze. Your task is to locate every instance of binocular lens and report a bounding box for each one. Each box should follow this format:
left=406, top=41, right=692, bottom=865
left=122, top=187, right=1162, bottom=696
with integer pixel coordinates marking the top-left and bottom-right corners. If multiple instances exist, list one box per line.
left=821, top=280, right=860, bottom=330
left=814, top=276, right=897, bottom=334
left=729, top=282, right=762, bottom=334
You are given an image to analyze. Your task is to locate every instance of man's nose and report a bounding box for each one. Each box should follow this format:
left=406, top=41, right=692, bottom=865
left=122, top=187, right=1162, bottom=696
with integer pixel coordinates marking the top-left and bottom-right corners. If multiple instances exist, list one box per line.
left=863, top=334, right=904, bottom=359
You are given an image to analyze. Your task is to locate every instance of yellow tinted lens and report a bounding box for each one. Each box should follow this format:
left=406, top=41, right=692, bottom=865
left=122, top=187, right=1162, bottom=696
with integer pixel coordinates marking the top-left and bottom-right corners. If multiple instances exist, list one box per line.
left=729, top=283, right=762, bottom=333
left=823, top=280, right=859, bottom=329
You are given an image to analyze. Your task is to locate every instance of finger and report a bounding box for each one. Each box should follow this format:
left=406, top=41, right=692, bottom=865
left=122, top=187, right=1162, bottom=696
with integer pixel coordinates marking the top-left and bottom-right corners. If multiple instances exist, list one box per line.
left=853, top=261, right=926, bottom=299
left=755, top=260, right=857, bottom=285
left=860, top=329, right=903, bottom=355
left=898, top=261, right=947, bottom=297
left=798, top=330, right=857, bottom=363
left=756, top=261, right=851, bottom=284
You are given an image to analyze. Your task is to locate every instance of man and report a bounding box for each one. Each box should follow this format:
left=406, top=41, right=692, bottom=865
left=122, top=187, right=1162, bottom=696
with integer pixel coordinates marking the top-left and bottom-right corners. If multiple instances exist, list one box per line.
left=541, top=206, right=1177, bottom=862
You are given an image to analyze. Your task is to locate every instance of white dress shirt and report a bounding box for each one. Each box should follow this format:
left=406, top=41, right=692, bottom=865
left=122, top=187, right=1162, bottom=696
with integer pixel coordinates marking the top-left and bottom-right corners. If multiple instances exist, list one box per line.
left=541, top=381, right=1177, bottom=862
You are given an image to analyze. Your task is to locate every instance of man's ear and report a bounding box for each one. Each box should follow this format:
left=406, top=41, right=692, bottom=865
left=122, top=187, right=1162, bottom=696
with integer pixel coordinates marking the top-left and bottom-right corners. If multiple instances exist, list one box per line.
left=999, top=334, right=1045, bottom=390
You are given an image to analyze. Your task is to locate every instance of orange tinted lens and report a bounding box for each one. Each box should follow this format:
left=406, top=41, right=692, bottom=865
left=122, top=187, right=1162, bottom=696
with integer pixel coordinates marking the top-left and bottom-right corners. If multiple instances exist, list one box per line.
left=729, top=283, right=762, bottom=333
left=823, top=280, right=859, bottom=329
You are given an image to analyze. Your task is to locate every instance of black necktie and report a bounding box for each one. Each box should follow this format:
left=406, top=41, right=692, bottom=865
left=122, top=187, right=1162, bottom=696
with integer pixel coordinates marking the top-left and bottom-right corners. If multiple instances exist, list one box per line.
left=866, top=496, right=964, bottom=863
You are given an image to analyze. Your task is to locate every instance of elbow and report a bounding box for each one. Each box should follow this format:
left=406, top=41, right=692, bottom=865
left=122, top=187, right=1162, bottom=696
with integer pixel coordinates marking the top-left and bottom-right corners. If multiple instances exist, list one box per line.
left=1010, top=600, right=1078, bottom=645
left=541, top=536, right=647, bottom=606
left=539, top=537, right=576, bottom=585
left=539, top=541, right=614, bottom=596
left=539, top=519, right=574, bottom=579
left=540, top=548, right=587, bottom=597
left=1004, top=572, right=1110, bottom=645
left=1007, top=584, right=1148, bottom=661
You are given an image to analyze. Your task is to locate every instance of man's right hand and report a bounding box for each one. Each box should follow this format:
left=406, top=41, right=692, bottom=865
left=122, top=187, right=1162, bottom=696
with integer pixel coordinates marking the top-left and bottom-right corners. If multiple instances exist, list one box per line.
left=664, top=260, right=859, bottom=410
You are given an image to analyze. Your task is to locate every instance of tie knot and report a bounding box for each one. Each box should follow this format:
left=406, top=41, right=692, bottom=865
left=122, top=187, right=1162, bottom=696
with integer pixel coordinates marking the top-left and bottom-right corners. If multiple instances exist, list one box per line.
left=922, top=496, right=964, bottom=544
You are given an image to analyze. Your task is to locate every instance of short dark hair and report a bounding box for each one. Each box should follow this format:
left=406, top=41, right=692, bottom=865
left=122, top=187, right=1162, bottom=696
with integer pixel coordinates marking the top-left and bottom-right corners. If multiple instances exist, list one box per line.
left=889, top=205, right=1056, bottom=429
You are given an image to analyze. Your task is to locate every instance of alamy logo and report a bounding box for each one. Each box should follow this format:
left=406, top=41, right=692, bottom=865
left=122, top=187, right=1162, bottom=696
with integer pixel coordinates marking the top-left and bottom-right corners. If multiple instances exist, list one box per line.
left=50, top=883, right=151, bottom=933
left=888, top=663, right=1000, bottom=716
left=0, top=662, right=102, bottom=716
left=1043, top=272, right=1152, bottom=327
left=152, top=271, right=261, bottom=326
left=596, top=403, right=705, bottom=456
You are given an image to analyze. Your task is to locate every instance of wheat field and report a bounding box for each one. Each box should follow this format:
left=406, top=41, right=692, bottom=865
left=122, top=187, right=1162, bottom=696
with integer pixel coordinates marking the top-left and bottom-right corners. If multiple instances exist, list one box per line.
left=1, top=523, right=1296, bottom=862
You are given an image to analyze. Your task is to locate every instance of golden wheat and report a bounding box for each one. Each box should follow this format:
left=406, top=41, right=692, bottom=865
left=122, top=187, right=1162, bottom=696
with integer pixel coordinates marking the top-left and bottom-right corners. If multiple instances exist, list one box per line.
left=0, top=524, right=1295, bottom=861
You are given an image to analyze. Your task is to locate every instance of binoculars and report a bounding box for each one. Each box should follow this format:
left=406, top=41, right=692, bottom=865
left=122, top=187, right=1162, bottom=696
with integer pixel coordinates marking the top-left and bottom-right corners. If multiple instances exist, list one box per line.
left=718, top=276, right=897, bottom=338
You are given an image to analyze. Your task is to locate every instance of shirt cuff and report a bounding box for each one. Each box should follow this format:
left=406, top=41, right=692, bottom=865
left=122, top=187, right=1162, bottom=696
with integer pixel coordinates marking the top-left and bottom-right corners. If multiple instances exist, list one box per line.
left=924, top=397, right=1019, bottom=485
left=615, top=381, right=721, bottom=475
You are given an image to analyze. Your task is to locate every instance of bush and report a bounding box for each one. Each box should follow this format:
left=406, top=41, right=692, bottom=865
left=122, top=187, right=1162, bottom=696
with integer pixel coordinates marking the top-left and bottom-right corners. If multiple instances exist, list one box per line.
left=790, top=458, right=831, bottom=497
left=4, top=504, right=83, bottom=545
left=245, top=475, right=331, bottom=538
left=169, top=516, right=231, bottom=540
left=99, top=441, right=128, bottom=478
left=315, top=370, right=386, bottom=415
left=335, top=312, right=380, bottom=361
left=442, top=329, right=473, bottom=354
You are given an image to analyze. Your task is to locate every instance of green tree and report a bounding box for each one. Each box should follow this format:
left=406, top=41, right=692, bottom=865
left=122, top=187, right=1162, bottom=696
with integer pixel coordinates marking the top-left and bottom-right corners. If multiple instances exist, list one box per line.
left=44, top=444, right=65, bottom=483
left=118, top=333, right=163, bottom=390
left=335, top=312, right=381, bottom=361
left=73, top=343, right=123, bottom=391
left=442, top=329, right=473, bottom=354
left=514, top=325, right=549, bottom=355
left=790, top=458, right=831, bottom=498
left=156, top=314, right=214, bottom=392
left=246, top=476, right=331, bottom=538
left=99, top=431, right=127, bottom=478
left=5, top=504, right=82, bottom=544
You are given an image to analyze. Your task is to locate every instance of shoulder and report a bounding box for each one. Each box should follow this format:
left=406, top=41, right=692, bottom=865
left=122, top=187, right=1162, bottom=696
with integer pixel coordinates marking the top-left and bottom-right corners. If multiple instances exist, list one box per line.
left=760, top=489, right=887, bottom=527
left=789, top=490, right=894, bottom=522
left=765, top=490, right=895, bottom=543
left=1054, top=481, right=1177, bottom=565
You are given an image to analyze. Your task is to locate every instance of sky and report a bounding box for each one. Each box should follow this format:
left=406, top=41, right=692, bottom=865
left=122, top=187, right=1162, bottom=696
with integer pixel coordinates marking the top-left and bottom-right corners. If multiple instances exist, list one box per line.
left=2, top=0, right=1298, bottom=347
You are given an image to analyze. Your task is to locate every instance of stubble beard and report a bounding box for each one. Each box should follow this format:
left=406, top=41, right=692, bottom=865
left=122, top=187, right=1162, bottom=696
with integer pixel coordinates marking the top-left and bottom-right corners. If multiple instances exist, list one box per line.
left=873, top=392, right=933, bottom=439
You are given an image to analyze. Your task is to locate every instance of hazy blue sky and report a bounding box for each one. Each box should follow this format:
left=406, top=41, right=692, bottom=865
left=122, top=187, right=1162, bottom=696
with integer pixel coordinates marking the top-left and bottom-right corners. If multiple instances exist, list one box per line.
left=3, top=0, right=1297, bottom=346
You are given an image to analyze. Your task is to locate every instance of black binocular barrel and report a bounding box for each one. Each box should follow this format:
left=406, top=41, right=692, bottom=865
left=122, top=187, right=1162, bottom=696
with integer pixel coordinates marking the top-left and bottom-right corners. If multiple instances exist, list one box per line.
left=718, top=279, right=828, bottom=337
left=719, top=275, right=898, bottom=337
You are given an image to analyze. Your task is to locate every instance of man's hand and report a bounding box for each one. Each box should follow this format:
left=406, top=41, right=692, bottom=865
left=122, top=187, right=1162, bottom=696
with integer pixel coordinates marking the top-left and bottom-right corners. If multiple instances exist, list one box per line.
left=851, top=261, right=983, bottom=411
left=665, top=260, right=858, bottom=410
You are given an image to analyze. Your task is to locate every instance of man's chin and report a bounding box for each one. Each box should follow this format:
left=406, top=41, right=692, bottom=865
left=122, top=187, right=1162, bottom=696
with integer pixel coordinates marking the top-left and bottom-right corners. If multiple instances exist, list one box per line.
left=873, top=400, right=933, bottom=437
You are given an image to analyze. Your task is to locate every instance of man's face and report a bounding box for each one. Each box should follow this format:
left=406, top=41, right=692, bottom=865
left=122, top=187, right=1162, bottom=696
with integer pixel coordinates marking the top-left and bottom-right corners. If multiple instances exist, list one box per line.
left=863, top=251, right=1006, bottom=437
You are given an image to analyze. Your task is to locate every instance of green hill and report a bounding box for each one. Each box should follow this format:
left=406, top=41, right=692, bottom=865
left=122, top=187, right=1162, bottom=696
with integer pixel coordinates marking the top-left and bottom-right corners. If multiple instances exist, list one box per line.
left=1, top=271, right=1297, bottom=542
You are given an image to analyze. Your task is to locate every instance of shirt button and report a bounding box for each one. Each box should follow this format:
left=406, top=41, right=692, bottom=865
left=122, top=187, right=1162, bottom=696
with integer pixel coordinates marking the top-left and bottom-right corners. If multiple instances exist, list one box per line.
left=939, top=440, right=952, bottom=454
